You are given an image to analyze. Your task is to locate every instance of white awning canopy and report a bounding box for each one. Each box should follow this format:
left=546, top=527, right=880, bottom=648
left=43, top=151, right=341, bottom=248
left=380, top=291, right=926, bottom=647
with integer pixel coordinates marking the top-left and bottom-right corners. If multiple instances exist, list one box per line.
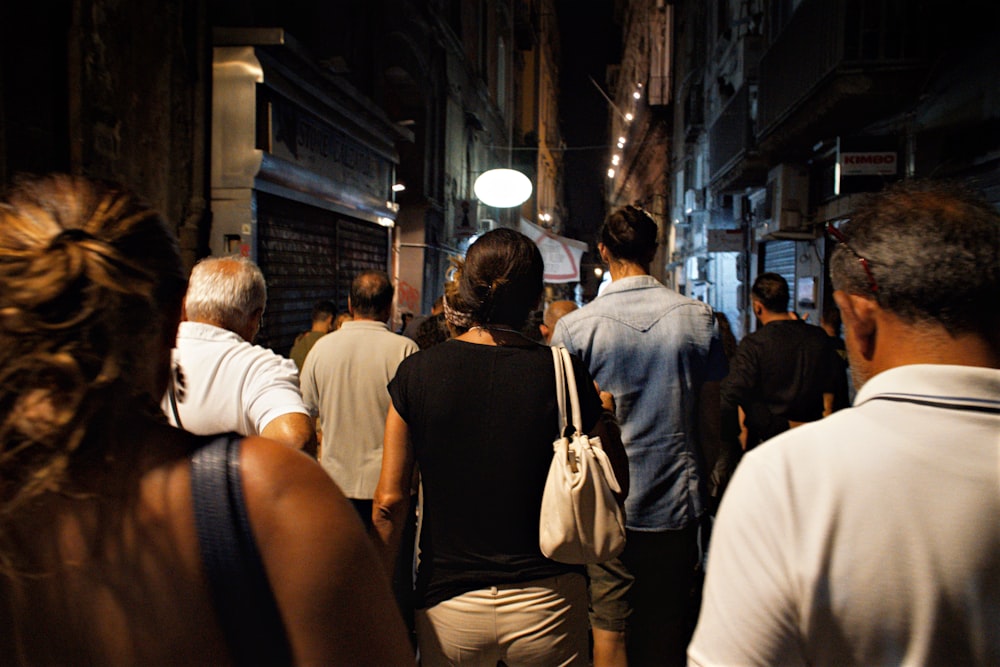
left=519, top=218, right=589, bottom=284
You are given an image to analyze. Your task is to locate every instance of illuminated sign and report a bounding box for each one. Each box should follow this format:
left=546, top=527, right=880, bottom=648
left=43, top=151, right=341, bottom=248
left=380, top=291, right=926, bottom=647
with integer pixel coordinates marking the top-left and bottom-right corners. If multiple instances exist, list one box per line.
left=839, top=151, right=897, bottom=176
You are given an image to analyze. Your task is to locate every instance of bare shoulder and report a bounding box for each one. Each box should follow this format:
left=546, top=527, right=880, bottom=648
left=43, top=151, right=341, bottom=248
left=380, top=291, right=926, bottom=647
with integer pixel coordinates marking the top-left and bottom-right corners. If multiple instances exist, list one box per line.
left=238, top=436, right=359, bottom=538
left=238, top=437, right=416, bottom=665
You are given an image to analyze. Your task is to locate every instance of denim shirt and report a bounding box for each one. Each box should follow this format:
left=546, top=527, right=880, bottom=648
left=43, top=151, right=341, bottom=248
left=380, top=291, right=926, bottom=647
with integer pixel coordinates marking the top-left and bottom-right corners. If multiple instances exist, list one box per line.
left=551, top=275, right=727, bottom=531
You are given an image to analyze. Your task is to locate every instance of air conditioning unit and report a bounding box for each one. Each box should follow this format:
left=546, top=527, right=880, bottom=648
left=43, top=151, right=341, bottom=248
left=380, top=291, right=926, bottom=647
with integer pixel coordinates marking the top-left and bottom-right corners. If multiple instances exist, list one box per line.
left=755, top=163, right=814, bottom=241
left=684, top=188, right=705, bottom=213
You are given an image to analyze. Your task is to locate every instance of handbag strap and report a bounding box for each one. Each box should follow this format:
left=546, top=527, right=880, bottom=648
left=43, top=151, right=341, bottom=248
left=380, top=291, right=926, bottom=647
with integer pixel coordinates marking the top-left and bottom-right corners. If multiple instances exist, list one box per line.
left=552, top=346, right=584, bottom=435
left=561, top=346, right=585, bottom=434
left=191, top=435, right=292, bottom=666
left=551, top=345, right=570, bottom=437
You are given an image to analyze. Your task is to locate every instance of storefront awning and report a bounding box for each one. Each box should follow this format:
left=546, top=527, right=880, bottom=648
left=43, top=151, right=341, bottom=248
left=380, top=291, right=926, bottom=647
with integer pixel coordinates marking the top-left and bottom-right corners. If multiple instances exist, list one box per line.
left=519, top=218, right=589, bottom=283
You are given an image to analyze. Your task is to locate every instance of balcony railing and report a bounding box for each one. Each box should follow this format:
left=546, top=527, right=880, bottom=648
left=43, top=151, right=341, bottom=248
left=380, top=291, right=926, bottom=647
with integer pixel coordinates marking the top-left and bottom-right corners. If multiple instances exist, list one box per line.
left=709, top=84, right=752, bottom=181
left=757, top=0, right=929, bottom=141
left=708, top=83, right=768, bottom=190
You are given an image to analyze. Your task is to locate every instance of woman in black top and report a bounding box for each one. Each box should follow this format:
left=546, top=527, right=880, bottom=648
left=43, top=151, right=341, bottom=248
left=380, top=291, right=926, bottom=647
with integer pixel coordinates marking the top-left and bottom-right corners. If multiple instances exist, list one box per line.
left=374, top=228, right=627, bottom=666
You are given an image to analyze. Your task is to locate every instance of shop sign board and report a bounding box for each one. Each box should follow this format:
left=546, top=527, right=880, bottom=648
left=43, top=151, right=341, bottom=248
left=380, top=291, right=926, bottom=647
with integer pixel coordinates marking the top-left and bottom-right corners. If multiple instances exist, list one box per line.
left=268, top=93, right=392, bottom=200
left=839, top=151, right=898, bottom=176
left=708, top=228, right=744, bottom=252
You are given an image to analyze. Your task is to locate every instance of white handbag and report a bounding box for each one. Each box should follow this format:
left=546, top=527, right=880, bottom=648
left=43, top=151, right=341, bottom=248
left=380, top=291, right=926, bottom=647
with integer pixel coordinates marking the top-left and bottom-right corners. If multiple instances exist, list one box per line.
left=539, top=346, right=626, bottom=564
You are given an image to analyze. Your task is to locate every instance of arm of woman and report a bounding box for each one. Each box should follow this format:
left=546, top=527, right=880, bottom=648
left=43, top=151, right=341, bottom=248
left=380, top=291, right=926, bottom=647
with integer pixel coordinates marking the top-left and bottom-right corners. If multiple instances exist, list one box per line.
left=372, top=404, right=416, bottom=578
left=241, top=438, right=415, bottom=666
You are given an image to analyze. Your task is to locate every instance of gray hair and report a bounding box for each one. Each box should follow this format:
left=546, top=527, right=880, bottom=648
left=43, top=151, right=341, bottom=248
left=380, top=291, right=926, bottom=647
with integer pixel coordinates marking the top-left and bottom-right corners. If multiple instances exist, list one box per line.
left=830, top=180, right=1000, bottom=339
left=184, top=256, right=267, bottom=331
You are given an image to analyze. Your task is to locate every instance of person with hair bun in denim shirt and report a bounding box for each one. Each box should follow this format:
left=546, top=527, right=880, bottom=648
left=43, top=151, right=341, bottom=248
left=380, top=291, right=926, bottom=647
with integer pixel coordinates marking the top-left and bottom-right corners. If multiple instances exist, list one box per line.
left=551, top=205, right=727, bottom=667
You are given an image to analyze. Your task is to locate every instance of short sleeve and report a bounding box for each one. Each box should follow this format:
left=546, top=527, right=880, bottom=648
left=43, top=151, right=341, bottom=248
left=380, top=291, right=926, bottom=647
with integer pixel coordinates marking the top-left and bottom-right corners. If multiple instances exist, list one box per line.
left=245, top=354, right=313, bottom=435
left=387, top=354, right=414, bottom=424
left=299, top=351, right=319, bottom=412
left=688, top=449, right=805, bottom=666
left=721, top=337, right=757, bottom=407
left=549, top=318, right=573, bottom=352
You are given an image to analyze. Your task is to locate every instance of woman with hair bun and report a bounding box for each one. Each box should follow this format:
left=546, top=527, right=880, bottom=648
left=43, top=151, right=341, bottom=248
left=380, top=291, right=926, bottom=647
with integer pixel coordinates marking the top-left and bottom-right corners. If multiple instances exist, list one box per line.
left=0, top=174, right=413, bottom=665
left=374, top=227, right=628, bottom=666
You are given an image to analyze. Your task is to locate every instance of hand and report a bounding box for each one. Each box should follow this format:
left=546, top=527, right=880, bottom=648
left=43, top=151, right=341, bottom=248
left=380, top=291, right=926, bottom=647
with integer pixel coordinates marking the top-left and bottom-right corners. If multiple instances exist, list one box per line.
left=595, top=381, right=616, bottom=415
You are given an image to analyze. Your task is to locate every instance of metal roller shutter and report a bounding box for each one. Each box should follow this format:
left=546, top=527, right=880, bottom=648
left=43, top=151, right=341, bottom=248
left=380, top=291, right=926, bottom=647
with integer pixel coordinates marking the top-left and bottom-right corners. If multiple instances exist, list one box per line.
left=761, top=239, right=796, bottom=291
left=256, top=192, right=389, bottom=355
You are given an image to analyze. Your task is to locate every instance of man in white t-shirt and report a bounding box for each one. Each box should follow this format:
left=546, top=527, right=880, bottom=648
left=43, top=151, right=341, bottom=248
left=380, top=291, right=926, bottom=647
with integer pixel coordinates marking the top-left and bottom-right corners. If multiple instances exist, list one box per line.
left=164, top=256, right=316, bottom=453
left=689, top=181, right=1000, bottom=666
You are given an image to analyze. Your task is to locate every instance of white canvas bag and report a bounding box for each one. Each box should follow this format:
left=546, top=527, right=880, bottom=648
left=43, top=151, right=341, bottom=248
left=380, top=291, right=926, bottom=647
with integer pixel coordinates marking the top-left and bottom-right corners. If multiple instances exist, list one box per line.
left=539, top=346, right=626, bottom=564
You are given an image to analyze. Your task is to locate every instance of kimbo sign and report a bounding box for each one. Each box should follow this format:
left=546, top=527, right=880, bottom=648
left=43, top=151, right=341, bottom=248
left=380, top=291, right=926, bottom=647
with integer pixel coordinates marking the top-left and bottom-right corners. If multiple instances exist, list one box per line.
left=839, top=151, right=898, bottom=176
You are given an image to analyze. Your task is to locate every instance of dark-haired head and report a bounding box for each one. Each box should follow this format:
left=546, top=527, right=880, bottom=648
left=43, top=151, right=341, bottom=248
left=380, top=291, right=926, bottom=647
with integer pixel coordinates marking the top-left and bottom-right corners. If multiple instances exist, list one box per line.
left=830, top=179, right=1000, bottom=344
left=449, top=228, right=544, bottom=328
left=311, top=299, right=337, bottom=323
left=751, top=273, right=790, bottom=314
left=599, top=205, right=658, bottom=266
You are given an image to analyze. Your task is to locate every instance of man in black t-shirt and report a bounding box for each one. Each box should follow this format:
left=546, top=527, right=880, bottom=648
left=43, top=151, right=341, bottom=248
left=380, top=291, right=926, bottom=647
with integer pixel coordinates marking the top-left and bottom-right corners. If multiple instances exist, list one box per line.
left=722, top=273, right=839, bottom=450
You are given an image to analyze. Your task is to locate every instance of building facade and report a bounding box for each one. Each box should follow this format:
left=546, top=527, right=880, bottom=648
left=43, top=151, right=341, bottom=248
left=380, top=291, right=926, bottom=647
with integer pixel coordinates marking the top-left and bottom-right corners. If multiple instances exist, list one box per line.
left=611, top=0, right=1000, bottom=338
left=1, top=0, right=211, bottom=268
left=1, top=0, right=565, bottom=352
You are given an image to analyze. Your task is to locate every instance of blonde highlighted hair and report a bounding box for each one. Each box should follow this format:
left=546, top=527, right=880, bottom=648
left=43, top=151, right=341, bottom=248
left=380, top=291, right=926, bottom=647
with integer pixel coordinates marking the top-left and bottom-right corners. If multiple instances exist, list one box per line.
left=0, top=174, right=187, bottom=559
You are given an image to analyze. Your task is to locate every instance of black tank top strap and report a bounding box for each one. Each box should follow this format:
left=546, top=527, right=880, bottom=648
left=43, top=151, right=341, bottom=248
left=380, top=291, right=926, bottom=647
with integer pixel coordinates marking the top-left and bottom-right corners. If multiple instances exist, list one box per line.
left=190, top=434, right=292, bottom=665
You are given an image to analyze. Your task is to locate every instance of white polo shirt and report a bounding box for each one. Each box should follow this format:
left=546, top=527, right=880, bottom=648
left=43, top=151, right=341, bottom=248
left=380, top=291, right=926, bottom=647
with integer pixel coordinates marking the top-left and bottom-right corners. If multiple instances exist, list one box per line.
left=164, top=321, right=311, bottom=436
left=689, top=363, right=1000, bottom=666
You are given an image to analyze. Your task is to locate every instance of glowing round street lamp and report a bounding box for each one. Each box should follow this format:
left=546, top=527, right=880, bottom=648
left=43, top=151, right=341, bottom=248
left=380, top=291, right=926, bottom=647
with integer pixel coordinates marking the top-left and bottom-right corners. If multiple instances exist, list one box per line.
left=473, top=169, right=533, bottom=208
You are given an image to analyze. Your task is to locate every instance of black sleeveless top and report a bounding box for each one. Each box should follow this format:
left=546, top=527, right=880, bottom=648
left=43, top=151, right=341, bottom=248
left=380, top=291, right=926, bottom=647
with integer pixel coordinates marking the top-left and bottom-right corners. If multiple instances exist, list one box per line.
left=388, top=340, right=601, bottom=608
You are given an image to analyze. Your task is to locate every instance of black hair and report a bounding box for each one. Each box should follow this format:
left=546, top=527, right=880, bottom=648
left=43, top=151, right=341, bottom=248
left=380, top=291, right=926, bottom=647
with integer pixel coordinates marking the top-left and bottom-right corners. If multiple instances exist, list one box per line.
left=311, top=300, right=336, bottom=322
left=414, top=312, right=450, bottom=349
left=751, top=273, right=790, bottom=313
left=599, top=205, right=658, bottom=265
left=451, top=228, right=544, bottom=328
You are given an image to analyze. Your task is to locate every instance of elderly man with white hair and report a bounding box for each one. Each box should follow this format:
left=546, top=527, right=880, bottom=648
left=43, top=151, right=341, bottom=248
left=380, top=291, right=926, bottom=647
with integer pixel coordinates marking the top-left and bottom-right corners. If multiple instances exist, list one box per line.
left=164, top=255, right=316, bottom=453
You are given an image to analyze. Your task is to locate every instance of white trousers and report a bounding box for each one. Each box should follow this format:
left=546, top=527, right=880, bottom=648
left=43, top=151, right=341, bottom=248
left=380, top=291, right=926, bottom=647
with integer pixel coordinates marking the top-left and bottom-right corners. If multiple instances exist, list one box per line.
left=416, top=572, right=589, bottom=667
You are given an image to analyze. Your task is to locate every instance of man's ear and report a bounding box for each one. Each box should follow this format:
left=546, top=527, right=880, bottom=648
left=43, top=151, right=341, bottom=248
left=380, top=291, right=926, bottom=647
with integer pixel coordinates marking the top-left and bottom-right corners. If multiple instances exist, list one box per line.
left=833, top=290, right=878, bottom=360
left=246, top=307, right=264, bottom=343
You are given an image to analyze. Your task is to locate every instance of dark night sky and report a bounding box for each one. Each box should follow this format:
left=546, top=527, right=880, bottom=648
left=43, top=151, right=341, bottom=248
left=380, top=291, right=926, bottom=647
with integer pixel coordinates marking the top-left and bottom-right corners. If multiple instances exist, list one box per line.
left=556, top=0, right=620, bottom=246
